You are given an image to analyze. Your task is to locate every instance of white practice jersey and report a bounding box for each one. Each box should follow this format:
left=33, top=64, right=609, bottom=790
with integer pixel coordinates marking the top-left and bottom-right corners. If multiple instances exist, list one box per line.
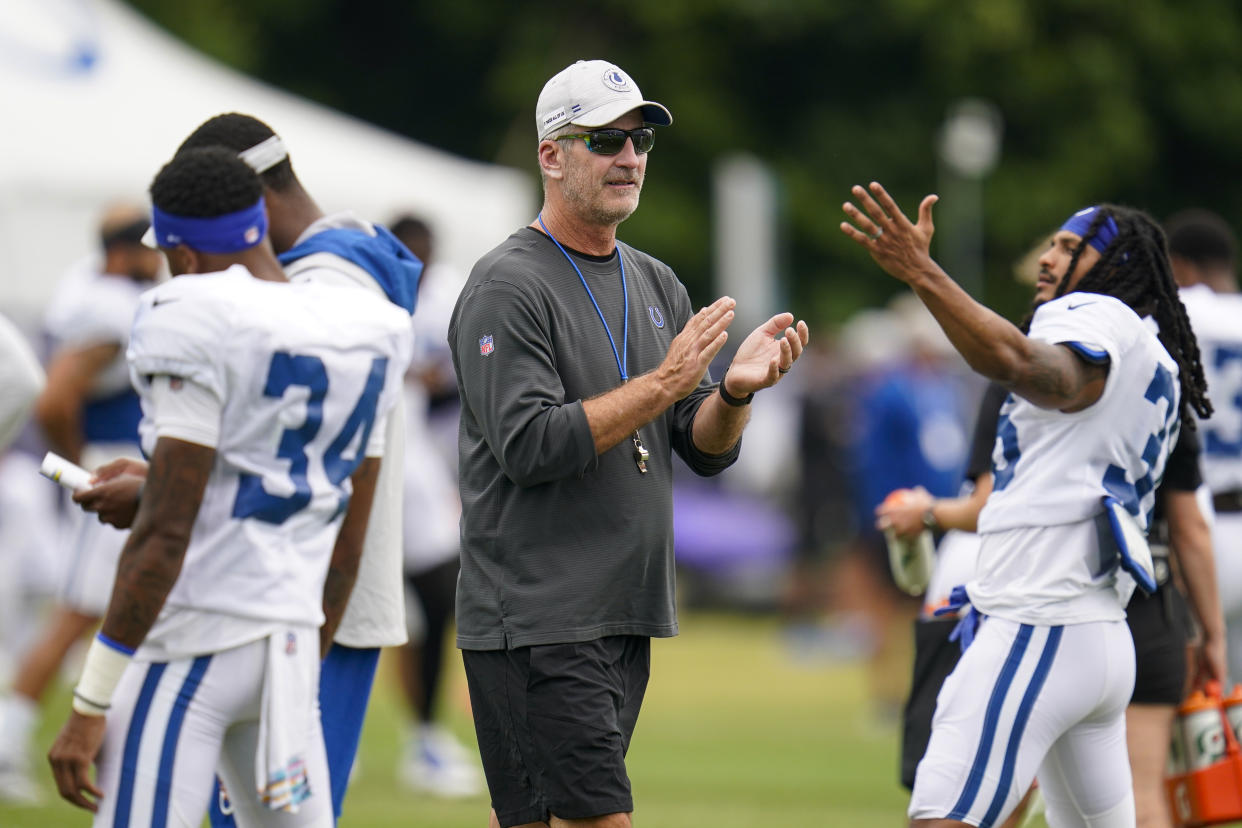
left=45, top=262, right=150, bottom=397
left=126, top=265, right=413, bottom=660
left=973, top=293, right=1180, bottom=624
left=284, top=212, right=414, bottom=648
left=1181, top=284, right=1242, bottom=493
left=45, top=262, right=153, bottom=461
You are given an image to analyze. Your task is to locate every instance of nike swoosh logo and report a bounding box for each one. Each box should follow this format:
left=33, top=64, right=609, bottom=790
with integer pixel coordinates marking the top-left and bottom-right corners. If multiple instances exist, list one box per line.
left=152, top=297, right=179, bottom=308
left=1067, top=302, right=1095, bottom=310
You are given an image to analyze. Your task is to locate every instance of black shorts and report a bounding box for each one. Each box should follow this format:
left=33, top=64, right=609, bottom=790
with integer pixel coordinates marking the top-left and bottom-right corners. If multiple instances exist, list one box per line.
left=462, top=636, right=650, bottom=828
left=1127, top=585, right=1190, bottom=705
left=900, top=617, right=962, bottom=791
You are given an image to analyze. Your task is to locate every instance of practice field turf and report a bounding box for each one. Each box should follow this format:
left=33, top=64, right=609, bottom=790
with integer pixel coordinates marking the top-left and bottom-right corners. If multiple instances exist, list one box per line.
left=2, top=612, right=1050, bottom=827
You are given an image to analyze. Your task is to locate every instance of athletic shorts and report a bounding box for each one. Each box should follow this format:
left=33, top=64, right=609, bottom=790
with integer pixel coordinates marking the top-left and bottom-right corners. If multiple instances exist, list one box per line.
left=910, top=617, right=1136, bottom=828
left=901, top=617, right=962, bottom=791
left=1126, top=586, right=1189, bottom=706
left=59, top=505, right=128, bottom=617
left=463, top=636, right=650, bottom=828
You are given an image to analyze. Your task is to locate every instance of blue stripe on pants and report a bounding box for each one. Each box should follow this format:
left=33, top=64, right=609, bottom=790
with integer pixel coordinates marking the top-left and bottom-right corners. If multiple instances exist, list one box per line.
left=947, top=623, right=1034, bottom=821
left=980, top=626, right=1063, bottom=828
left=151, top=655, right=212, bottom=827
left=113, top=663, right=167, bottom=828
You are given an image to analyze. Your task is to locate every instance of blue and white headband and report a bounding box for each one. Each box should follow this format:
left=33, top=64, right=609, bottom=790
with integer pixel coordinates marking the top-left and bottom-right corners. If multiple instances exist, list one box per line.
left=1060, top=206, right=1119, bottom=253
left=150, top=197, right=267, bottom=254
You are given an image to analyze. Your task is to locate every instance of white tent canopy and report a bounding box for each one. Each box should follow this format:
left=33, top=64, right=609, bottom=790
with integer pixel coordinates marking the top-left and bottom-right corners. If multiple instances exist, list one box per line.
left=0, top=0, right=533, bottom=322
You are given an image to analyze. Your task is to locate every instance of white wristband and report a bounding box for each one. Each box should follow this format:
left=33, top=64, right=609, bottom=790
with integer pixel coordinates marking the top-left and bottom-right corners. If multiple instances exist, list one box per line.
left=72, top=634, right=134, bottom=717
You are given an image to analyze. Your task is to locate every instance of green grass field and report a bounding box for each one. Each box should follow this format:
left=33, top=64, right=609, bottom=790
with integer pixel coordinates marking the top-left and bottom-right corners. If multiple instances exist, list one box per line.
left=0, top=612, right=1038, bottom=827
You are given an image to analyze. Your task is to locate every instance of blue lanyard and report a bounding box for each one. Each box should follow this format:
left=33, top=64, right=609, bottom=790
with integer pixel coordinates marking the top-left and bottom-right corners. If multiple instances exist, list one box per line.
left=537, top=214, right=629, bottom=381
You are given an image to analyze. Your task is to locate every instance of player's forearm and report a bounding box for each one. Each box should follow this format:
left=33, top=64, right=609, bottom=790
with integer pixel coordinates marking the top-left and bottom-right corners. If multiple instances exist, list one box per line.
left=1168, top=492, right=1226, bottom=641
left=99, top=438, right=211, bottom=650
left=906, top=266, right=1094, bottom=409
left=320, top=457, right=380, bottom=655
left=906, top=266, right=1034, bottom=380
left=582, top=372, right=677, bottom=455
left=936, top=474, right=994, bottom=533
left=100, top=531, right=188, bottom=650
left=36, top=402, right=84, bottom=464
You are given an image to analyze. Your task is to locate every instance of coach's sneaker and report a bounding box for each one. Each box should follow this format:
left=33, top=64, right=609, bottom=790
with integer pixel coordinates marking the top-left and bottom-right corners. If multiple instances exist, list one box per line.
left=398, top=724, right=483, bottom=798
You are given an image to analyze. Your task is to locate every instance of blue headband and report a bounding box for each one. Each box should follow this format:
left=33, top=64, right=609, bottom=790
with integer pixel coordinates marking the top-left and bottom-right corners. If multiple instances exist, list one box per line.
left=150, top=197, right=268, bottom=254
left=1059, top=206, right=1118, bottom=254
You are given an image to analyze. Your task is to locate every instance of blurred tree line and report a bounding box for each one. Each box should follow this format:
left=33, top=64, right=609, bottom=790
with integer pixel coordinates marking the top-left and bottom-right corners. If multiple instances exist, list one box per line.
left=126, top=0, right=1242, bottom=328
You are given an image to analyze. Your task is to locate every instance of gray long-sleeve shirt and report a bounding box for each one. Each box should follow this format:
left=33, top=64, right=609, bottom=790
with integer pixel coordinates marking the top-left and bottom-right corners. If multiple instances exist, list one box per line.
left=450, top=227, right=739, bottom=649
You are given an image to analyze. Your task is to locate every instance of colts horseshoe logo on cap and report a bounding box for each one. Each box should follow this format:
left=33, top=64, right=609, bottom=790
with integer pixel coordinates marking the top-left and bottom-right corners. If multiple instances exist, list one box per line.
left=602, top=69, right=631, bottom=91
left=648, top=306, right=665, bottom=328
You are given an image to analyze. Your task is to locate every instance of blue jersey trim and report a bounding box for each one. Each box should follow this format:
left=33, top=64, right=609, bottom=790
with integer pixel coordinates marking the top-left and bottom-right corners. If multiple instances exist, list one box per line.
left=1063, top=341, right=1110, bottom=364
left=278, top=224, right=423, bottom=314
left=113, top=662, right=167, bottom=827
left=948, top=623, right=1033, bottom=821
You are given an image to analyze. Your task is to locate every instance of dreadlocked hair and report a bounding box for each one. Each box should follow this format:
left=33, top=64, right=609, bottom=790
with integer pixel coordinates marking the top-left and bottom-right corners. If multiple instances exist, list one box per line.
left=150, top=147, right=262, bottom=218
left=176, top=113, right=299, bottom=192
left=1053, top=203, right=1212, bottom=425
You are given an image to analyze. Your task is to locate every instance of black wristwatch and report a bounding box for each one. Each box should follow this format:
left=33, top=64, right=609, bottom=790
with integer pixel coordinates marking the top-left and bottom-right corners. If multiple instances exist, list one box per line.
left=717, top=373, right=753, bottom=407
left=922, top=505, right=940, bottom=533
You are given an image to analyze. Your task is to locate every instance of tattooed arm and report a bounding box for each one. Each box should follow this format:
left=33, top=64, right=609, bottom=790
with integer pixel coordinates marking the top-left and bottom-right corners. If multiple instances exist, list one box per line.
left=97, top=437, right=213, bottom=649
left=910, top=281, right=1107, bottom=412
left=841, top=181, right=1108, bottom=412
left=318, top=456, right=380, bottom=658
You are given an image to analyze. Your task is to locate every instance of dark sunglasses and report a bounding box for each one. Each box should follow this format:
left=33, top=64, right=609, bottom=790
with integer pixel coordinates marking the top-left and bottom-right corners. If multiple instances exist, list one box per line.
left=560, top=127, right=655, bottom=155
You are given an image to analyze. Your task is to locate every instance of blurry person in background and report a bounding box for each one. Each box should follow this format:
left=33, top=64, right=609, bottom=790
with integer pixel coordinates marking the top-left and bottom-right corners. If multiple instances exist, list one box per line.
left=391, top=215, right=465, bottom=464
left=0, top=313, right=43, bottom=455
left=0, top=204, right=160, bottom=804
left=387, top=215, right=482, bottom=797
left=845, top=295, right=979, bottom=715
left=451, top=59, right=807, bottom=828
left=0, top=313, right=47, bottom=694
left=1167, top=209, right=1242, bottom=678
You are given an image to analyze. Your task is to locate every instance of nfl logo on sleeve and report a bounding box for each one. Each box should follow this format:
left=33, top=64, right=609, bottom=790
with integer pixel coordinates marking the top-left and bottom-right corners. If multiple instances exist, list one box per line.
left=479, top=335, right=494, bottom=356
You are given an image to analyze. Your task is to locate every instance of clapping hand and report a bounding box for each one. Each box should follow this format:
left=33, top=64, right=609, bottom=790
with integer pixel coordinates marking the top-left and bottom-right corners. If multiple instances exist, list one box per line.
left=722, top=313, right=809, bottom=396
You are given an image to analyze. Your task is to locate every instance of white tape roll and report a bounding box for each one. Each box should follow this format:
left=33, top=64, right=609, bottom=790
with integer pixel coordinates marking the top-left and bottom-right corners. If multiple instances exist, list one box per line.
left=39, top=451, right=93, bottom=492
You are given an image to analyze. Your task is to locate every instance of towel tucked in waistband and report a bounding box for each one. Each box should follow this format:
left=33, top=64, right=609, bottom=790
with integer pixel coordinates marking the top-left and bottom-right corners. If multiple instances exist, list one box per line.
left=256, top=627, right=318, bottom=813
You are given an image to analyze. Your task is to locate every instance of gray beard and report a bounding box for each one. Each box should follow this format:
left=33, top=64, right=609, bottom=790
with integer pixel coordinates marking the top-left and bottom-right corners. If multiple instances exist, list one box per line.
left=562, top=167, right=643, bottom=226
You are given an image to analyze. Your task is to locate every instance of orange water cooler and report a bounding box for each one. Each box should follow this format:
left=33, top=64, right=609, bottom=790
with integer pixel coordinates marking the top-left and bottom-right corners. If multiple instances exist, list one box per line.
left=1166, top=682, right=1242, bottom=827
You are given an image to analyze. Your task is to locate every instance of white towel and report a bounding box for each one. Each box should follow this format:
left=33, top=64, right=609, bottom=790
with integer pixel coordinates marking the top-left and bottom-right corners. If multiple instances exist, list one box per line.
left=255, top=627, right=316, bottom=812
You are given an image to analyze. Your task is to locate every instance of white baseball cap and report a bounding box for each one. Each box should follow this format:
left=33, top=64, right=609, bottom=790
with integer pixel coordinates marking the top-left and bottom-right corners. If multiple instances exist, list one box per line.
left=536, top=60, right=672, bottom=141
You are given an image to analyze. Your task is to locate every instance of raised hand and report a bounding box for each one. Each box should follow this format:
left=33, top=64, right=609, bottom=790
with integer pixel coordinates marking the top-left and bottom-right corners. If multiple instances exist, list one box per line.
left=723, top=313, right=810, bottom=395
left=840, top=181, right=940, bottom=284
left=656, top=296, right=736, bottom=400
